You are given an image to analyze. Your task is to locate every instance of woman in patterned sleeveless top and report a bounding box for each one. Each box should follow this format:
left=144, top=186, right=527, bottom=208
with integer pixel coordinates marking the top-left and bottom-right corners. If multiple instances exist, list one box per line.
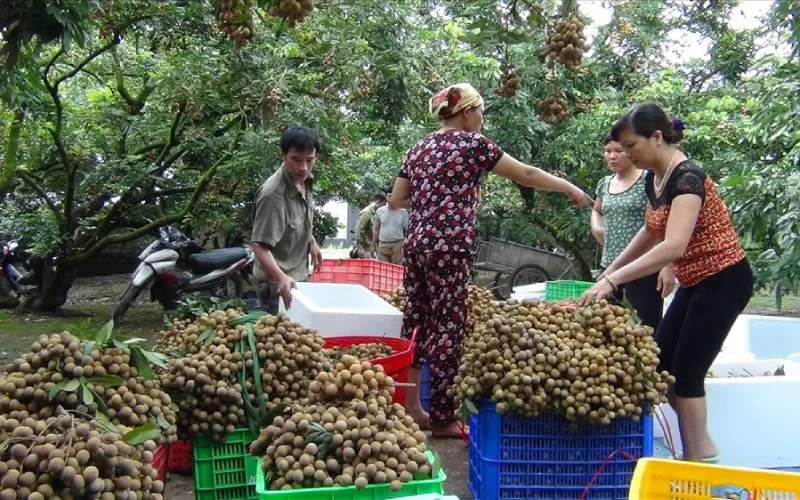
left=391, top=83, right=592, bottom=438
left=578, top=103, right=753, bottom=462
left=590, top=134, right=676, bottom=330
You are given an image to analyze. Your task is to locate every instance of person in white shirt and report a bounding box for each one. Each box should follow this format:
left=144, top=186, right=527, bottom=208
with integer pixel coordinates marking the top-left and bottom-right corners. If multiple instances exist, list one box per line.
left=372, top=192, right=409, bottom=265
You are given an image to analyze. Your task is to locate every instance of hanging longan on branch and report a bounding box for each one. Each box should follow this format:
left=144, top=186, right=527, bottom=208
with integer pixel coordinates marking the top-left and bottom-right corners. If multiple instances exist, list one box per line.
left=269, top=0, right=315, bottom=28
left=215, top=0, right=254, bottom=47
left=495, top=65, right=522, bottom=98
left=535, top=95, right=569, bottom=123
left=546, top=16, right=586, bottom=70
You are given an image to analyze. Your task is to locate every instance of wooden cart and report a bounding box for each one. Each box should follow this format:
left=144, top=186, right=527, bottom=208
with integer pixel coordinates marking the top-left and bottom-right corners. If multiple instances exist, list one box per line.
left=473, top=238, right=575, bottom=300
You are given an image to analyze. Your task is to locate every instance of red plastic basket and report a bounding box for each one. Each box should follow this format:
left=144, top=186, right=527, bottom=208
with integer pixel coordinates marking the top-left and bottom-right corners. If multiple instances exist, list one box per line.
left=323, top=334, right=415, bottom=406
left=167, top=440, right=192, bottom=475
left=153, top=444, right=168, bottom=482
left=312, top=259, right=403, bottom=296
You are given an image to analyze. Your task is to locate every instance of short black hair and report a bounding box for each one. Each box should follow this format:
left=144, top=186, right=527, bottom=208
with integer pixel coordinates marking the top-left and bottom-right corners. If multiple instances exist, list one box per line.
left=280, top=127, right=320, bottom=154
left=372, top=192, right=386, bottom=202
left=610, top=103, right=684, bottom=144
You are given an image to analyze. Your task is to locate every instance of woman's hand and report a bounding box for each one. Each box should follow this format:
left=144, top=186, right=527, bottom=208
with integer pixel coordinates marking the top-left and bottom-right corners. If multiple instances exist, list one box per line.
left=657, top=265, right=677, bottom=298
left=576, top=277, right=615, bottom=307
left=567, top=185, right=594, bottom=208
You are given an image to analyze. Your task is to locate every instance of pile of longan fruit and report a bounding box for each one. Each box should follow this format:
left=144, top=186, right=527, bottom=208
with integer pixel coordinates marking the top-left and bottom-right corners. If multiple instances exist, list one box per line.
left=454, top=299, right=674, bottom=424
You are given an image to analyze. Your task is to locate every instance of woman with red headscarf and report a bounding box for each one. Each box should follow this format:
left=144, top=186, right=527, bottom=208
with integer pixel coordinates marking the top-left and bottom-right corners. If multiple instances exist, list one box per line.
left=391, top=83, right=593, bottom=437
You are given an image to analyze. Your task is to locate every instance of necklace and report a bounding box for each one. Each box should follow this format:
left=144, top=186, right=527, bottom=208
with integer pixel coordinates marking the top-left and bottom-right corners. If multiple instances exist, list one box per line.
left=654, top=149, right=680, bottom=196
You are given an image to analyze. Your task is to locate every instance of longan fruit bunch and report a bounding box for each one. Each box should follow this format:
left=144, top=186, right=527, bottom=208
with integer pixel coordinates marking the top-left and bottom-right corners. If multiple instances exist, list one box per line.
left=159, top=312, right=327, bottom=441
left=0, top=411, right=164, bottom=500
left=251, top=398, right=431, bottom=491
left=454, top=298, right=675, bottom=424
left=216, top=0, right=254, bottom=47
left=496, top=65, right=522, bottom=98
left=535, top=95, right=569, bottom=123
left=0, top=332, right=177, bottom=445
left=269, top=0, right=315, bottom=28
left=309, top=355, right=395, bottom=405
left=546, top=16, right=586, bottom=69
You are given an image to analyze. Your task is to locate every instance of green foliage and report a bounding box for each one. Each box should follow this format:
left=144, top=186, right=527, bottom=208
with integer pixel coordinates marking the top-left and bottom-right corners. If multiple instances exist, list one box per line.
left=1, top=0, right=800, bottom=300
left=312, top=207, right=341, bottom=247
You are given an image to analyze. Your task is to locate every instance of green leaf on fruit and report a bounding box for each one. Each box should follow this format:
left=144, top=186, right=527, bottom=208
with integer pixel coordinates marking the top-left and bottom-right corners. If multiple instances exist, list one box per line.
left=123, top=423, right=161, bottom=445
left=95, top=411, right=118, bottom=434
left=156, top=414, right=170, bottom=430
left=96, top=319, right=114, bottom=344
left=85, top=374, right=125, bottom=387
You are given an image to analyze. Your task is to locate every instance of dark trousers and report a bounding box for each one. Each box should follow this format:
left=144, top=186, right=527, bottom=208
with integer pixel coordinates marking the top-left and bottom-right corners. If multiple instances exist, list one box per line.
left=609, top=271, right=664, bottom=330
left=656, top=259, right=753, bottom=398
left=255, top=281, right=280, bottom=315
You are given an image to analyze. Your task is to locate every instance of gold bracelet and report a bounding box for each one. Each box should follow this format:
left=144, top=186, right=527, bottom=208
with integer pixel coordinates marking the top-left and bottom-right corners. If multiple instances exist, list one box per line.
left=605, top=275, right=618, bottom=291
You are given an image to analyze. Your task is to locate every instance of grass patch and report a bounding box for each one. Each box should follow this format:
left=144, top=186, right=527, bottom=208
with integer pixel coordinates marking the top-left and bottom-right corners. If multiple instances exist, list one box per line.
left=0, top=303, right=164, bottom=367
left=746, top=289, right=800, bottom=316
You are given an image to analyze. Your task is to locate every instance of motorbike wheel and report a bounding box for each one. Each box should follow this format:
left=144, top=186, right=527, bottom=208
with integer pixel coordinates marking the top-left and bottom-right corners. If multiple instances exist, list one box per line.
left=113, top=284, right=143, bottom=324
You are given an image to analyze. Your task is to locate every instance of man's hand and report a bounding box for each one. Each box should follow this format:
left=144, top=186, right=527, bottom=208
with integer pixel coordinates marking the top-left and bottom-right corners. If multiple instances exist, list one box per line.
left=657, top=265, right=677, bottom=298
left=277, top=273, right=297, bottom=310
left=310, top=240, right=323, bottom=270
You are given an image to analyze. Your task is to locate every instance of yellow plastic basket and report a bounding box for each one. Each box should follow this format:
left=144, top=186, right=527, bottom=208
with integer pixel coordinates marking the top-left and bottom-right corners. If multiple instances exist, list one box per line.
left=629, top=458, right=800, bottom=499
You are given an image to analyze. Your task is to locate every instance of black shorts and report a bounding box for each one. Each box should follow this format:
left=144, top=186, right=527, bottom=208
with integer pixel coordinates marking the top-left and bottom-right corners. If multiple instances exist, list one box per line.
left=655, top=258, right=754, bottom=398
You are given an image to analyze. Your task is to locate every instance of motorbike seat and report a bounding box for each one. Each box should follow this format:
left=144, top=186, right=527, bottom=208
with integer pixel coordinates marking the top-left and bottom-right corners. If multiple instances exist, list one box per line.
left=188, top=248, right=248, bottom=273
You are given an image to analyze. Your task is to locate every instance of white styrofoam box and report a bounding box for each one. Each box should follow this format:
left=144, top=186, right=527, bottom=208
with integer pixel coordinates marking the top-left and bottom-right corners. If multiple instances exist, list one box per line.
left=652, top=348, right=754, bottom=440
left=652, top=358, right=800, bottom=468
left=745, top=314, right=800, bottom=359
left=279, top=282, right=403, bottom=338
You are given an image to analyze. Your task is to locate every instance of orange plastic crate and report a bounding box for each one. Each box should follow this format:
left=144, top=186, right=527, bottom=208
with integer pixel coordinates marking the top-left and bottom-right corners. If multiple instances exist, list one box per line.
left=312, top=259, right=403, bottom=296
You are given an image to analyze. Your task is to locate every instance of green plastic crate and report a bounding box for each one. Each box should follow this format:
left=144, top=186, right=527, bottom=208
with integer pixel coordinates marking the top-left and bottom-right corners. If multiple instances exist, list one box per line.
left=255, top=450, right=446, bottom=499
left=194, top=428, right=260, bottom=500
left=544, top=280, right=594, bottom=301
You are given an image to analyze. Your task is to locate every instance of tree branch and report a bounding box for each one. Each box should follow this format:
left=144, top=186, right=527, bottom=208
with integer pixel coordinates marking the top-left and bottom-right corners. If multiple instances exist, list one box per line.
left=43, top=48, right=66, bottom=88
left=111, top=46, right=154, bottom=115
left=16, top=170, right=65, bottom=227
left=54, top=38, right=119, bottom=89
left=154, top=103, right=186, bottom=169
left=66, top=152, right=231, bottom=266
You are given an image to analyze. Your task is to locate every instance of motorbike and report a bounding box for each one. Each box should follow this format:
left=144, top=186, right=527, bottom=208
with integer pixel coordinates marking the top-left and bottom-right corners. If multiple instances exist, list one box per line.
left=1, top=239, right=32, bottom=296
left=113, top=225, right=254, bottom=323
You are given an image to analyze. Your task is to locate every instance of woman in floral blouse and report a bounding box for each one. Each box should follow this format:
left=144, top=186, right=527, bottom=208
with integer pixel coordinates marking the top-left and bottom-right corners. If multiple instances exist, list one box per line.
left=391, top=83, right=592, bottom=437
left=578, top=103, right=753, bottom=462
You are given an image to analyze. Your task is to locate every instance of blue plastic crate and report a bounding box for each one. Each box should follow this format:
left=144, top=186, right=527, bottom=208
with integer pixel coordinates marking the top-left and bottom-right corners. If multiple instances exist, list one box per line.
left=420, top=364, right=431, bottom=412
left=468, top=399, right=653, bottom=500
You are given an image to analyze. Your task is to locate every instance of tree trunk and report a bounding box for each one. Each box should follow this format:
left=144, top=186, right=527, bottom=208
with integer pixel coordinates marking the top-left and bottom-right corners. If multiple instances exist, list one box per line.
left=0, top=278, right=21, bottom=309
left=23, top=256, right=79, bottom=312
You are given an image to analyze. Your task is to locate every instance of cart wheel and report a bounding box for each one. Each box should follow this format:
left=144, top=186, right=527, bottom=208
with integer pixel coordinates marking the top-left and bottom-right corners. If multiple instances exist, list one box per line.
left=492, top=271, right=511, bottom=301
left=510, top=263, right=549, bottom=290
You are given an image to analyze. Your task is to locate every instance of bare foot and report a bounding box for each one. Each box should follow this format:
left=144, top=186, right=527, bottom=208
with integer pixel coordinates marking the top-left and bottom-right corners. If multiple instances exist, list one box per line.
left=430, top=421, right=463, bottom=439
left=406, top=409, right=430, bottom=430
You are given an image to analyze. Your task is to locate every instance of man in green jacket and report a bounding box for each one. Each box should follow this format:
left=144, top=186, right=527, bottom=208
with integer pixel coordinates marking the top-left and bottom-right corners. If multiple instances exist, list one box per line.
left=251, top=127, right=323, bottom=314
left=354, top=192, right=386, bottom=258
